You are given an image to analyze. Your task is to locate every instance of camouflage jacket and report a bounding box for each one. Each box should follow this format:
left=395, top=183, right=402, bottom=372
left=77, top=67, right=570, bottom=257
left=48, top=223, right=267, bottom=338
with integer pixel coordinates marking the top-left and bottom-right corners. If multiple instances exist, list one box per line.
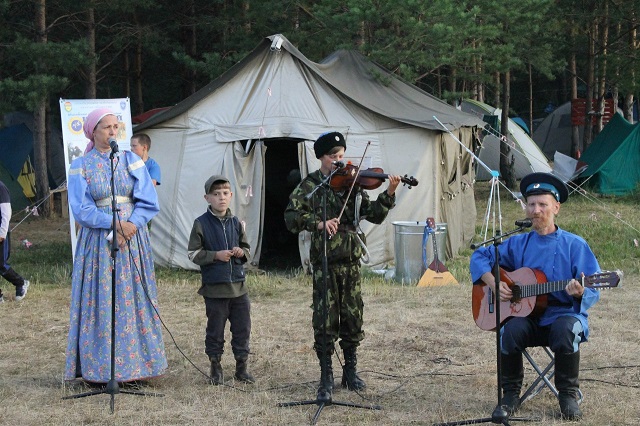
left=284, top=170, right=395, bottom=265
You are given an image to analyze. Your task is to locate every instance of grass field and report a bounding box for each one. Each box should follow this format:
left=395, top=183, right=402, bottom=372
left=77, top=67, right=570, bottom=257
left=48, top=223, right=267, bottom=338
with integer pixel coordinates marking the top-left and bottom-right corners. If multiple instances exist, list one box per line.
left=0, top=182, right=639, bottom=425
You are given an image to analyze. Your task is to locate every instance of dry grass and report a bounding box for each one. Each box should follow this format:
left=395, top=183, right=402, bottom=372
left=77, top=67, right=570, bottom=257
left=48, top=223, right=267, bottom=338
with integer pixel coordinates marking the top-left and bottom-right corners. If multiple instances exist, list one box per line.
left=1, top=185, right=639, bottom=425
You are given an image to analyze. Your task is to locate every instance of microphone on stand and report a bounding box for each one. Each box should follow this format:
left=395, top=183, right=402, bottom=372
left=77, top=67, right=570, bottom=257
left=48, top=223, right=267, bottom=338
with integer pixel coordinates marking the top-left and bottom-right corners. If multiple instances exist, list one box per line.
left=470, top=219, right=533, bottom=249
left=515, top=218, right=533, bottom=228
left=332, top=161, right=345, bottom=169
left=109, top=138, right=119, bottom=153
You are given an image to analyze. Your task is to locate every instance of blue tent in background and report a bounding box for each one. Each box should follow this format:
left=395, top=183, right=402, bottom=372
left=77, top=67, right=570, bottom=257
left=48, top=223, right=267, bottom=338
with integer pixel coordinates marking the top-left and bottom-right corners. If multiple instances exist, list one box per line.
left=511, top=117, right=530, bottom=135
left=0, top=123, right=36, bottom=210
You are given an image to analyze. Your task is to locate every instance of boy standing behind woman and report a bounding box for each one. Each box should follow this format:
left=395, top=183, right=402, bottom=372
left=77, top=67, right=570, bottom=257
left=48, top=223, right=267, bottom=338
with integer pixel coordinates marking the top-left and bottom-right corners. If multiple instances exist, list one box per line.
left=188, top=175, right=254, bottom=385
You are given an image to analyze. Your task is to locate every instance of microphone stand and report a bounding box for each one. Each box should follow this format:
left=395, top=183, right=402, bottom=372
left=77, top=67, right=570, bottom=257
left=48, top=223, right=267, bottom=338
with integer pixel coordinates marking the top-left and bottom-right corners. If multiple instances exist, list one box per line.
left=277, top=167, right=381, bottom=425
left=434, top=224, right=537, bottom=426
left=63, top=147, right=162, bottom=412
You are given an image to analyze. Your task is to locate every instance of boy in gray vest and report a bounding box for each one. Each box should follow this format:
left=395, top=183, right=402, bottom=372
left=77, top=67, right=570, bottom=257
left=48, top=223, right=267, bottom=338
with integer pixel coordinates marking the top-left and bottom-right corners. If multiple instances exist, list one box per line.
left=188, top=175, right=253, bottom=385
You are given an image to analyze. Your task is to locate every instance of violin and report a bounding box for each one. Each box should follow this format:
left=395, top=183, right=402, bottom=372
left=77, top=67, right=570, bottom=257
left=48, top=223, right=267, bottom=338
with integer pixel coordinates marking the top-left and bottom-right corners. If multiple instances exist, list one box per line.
left=330, top=163, right=419, bottom=191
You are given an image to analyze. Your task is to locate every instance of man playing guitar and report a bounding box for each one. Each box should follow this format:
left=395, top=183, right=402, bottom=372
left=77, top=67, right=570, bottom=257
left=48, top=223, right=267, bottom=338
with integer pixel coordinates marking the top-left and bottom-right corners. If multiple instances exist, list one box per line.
left=470, top=172, right=600, bottom=421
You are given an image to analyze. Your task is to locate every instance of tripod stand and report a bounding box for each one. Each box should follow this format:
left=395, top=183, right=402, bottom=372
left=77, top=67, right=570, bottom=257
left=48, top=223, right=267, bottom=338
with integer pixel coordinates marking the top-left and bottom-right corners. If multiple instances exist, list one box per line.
left=277, top=169, right=381, bottom=425
left=434, top=224, right=536, bottom=426
left=63, top=147, right=162, bottom=413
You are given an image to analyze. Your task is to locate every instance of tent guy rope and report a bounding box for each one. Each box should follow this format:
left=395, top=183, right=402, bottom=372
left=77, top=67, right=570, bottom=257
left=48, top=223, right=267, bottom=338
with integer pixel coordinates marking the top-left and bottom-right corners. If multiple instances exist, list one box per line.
left=434, top=115, right=640, bottom=238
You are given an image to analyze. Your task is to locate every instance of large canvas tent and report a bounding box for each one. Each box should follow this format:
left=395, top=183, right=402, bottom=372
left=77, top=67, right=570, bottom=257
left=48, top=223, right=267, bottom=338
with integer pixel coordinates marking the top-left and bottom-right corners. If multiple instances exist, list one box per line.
left=578, top=113, right=640, bottom=195
left=460, top=99, right=551, bottom=180
left=135, top=34, right=484, bottom=270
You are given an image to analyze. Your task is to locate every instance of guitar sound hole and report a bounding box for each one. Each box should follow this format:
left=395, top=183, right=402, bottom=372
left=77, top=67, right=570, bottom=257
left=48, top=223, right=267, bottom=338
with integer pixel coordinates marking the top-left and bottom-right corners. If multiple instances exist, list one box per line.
left=511, top=285, right=522, bottom=302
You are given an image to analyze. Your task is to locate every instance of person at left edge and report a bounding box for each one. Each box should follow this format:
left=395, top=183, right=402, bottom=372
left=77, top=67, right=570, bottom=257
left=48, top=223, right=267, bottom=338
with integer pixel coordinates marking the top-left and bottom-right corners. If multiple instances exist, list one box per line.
left=0, top=179, right=30, bottom=303
left=64, top=108, right=167, bottom=383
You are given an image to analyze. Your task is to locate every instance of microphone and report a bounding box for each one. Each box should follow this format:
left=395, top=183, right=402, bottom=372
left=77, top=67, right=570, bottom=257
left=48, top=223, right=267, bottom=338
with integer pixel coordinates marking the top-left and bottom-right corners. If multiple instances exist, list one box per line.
left=332, top=161, right=345, bottom=169
left=515, top=218, right=533, bottom=228
left=109, top=138, right=119, bottom=153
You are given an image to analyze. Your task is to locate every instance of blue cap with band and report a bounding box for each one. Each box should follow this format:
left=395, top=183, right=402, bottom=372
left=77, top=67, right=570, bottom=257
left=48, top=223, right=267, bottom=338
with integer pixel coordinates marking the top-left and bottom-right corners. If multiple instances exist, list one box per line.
left=525, top=182, right=560, bottom=201
left=520, top=172, right=569, bottom=203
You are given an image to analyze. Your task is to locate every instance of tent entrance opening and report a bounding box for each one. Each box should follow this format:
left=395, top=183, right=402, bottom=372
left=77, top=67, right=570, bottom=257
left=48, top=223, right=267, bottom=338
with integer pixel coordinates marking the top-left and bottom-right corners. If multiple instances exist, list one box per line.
left=260, top=139, right=303, bottom=270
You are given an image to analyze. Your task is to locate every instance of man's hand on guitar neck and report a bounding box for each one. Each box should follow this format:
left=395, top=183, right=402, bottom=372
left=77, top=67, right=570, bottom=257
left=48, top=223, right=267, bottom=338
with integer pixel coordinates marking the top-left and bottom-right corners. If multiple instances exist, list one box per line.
left=480, top=272, right=513, bottom=302
left=566, top=278, right=584, bottom=299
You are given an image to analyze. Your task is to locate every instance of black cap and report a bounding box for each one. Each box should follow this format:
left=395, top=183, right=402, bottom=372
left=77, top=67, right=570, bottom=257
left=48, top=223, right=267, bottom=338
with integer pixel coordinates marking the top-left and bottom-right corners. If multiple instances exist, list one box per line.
left=520, top=172, right=568, bottom=203
left=313, top=131, right=346, bottom=159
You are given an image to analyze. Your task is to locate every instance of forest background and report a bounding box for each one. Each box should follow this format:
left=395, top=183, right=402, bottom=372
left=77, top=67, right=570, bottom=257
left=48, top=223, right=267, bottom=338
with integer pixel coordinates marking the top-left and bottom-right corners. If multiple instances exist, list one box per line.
left=1, top=0, right=640, bottom=214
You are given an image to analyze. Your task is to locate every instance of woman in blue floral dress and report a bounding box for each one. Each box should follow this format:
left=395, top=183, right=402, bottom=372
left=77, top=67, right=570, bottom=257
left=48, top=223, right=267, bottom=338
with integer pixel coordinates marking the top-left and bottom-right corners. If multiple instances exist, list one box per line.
left=65, top=108, right=167, bottom=383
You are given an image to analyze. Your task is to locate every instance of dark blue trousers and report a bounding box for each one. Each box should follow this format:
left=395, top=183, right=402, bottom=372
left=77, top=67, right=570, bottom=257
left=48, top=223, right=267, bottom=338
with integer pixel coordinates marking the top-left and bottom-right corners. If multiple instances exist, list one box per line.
left=1, top=231, right=12, bottom=275
left=501, top=316, right=584, bottom=355
left=1, top=232, right=25, bottom=290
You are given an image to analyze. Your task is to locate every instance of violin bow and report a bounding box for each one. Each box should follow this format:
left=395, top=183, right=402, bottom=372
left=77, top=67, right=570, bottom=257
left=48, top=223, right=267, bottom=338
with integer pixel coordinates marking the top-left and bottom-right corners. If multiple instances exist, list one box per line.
left=336, top=141, right=371, bottom=223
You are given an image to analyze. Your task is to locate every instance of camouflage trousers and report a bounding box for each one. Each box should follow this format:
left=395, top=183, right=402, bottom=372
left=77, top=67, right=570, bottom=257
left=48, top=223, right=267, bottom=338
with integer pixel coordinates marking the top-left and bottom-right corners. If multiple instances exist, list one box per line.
left=312, top=262, right=364, bottom=352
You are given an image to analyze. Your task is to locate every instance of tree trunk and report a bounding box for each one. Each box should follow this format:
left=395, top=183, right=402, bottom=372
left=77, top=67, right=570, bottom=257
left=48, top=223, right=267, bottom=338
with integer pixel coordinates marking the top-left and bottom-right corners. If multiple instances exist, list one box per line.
left=528, top=62, right=533, bottom=136
left=612, top=22, right=620, bottom=121
left=493, top=72, right=500, bottom=109
left=472, top=40, right=482, bottom=102
left=596, top=1, right=609, bottom=133
left=624, top=12, right=637, bottom=122
left=570, top=52, right=580, bottom=158
left=448, top=67, right=457, bottom=100
left=500, top=71, right=516, bottom=189
left=477, top=45, right=484, bottom=103
left=124, top=48, right=130, bottom=98
left=134, top=37, right=144, bottom=115
left=34, top=0, right=50, bottom=217
left=584, top=17, right=596, bottom=151
left=185, top=0, right=197, bottom=96
left=85, top=7, right=96, bottom=99
left=177, top=0, right=198, bottom=98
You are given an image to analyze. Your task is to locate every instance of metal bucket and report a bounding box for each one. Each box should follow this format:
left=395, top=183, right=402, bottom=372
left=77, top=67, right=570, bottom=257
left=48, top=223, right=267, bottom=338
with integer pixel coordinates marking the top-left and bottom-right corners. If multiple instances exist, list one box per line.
left=392, top=221, right=448, bottom=284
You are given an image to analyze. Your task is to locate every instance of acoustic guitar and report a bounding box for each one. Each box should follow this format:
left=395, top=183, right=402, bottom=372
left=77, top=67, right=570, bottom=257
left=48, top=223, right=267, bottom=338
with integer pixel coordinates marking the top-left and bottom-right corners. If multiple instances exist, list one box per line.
left=472, top=267, right=621, bottom=331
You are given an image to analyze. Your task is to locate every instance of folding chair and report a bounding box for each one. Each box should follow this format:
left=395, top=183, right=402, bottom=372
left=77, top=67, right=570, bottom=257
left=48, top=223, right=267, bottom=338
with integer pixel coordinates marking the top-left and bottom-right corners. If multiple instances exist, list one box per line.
left=519, top=347, right=584, bottom=404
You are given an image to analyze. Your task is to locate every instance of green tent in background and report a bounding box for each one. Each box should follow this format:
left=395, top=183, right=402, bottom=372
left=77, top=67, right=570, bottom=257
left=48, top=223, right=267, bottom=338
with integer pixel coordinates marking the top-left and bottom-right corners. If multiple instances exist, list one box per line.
left=578, top=113, right=640, bottom=195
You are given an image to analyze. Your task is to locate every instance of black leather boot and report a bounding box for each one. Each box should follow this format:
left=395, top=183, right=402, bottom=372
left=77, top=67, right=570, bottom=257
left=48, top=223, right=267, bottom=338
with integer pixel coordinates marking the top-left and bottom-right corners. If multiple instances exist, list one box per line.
left=234, top=355, right=255, bottom=383
left=501, top=353, right=524, bottom=416
left=555, top=351, right=582, bottom=421
left=341, top=347, right=366, bottom=391
left=316, top=349, right=334, bottom=393
left=209, top=354, right=223, bottom=385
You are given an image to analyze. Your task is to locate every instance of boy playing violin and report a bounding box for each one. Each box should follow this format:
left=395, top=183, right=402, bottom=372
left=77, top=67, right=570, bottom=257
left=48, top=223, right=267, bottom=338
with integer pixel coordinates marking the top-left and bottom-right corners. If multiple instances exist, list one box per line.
left=284, top=131, right=401, bottom=398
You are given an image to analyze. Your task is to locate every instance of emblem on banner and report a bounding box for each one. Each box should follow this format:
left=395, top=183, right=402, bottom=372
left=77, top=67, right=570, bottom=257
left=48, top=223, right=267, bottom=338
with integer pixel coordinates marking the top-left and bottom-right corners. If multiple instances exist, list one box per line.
left=68, top=117, right=83, bottom=135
